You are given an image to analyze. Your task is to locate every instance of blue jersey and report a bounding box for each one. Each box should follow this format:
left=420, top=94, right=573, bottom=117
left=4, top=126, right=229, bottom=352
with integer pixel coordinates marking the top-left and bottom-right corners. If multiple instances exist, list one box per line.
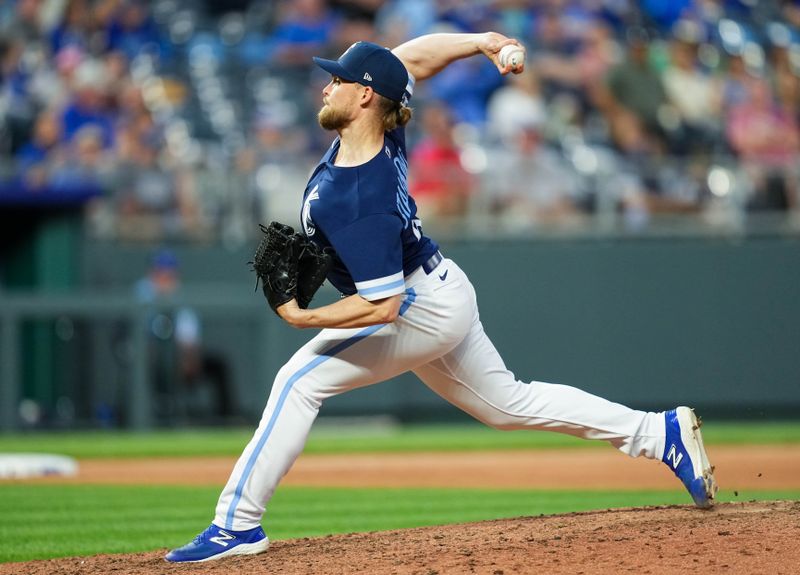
left=300, top=127, right=439, bottom=300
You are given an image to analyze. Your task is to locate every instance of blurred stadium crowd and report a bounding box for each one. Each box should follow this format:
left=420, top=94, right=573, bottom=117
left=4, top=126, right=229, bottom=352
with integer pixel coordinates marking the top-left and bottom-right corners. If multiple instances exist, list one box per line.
left=2, top=0, right=800, bottom=242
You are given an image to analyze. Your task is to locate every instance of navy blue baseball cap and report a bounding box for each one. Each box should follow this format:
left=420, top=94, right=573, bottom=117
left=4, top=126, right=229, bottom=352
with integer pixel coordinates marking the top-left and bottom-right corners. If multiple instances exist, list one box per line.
left=151, top=248, right=178, bottom=270
left=313, top=41, right=413, bottom=104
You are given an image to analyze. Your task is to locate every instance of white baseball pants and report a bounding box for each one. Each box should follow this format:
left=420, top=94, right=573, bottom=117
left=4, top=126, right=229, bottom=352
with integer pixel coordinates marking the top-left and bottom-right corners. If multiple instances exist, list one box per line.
left=215, top=258, right=667, bottom=530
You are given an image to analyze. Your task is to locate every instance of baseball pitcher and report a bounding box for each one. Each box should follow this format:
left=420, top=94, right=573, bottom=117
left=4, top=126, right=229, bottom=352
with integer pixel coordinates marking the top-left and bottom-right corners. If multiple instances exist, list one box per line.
left=166, top=31, right=716, bottom=562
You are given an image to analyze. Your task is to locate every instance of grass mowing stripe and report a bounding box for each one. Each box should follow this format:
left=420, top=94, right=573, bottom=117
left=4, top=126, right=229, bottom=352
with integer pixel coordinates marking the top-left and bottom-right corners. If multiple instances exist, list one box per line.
left=0, top=421, right=799, bottom=458
left=0, top=485, right=798, bottom=563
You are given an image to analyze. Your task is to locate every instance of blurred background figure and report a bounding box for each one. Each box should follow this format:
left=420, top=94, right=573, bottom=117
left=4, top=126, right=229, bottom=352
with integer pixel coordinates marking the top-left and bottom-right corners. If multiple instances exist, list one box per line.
left=60, top=57, right=115, bottom=147
left=486, top=68, right=547, bottom=143
left=409, top=101, right=474, bottom=221
left=602, top=27, right=669, bottom=153
left=660, top=20, right=721, bottom=156
left=266, top=0, right=336, bottom=68
left=15, top=108, right=64, bottom=186
left=131, top=249, right=234, bottom=425
left=105, top=0, right=165, bottom=61
left=482, top=118, right=584, bottom=231
left=535, top=17, right=619, bottom=117
left=48, top=123, right=113, bottom=190
left=110, top=128, right=202, bottom=241
left=726, top=79, right=799, bottom=211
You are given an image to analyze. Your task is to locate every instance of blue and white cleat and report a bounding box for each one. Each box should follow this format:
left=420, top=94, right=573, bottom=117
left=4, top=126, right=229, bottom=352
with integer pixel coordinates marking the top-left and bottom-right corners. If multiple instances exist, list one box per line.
left=662, top=406, right=718, bottom=508
left=165, top=523, right=269, bottom=562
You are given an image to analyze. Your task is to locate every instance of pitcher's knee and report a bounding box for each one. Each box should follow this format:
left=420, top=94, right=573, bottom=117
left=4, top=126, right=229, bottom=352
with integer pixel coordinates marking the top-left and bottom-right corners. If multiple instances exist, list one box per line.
left=274, top=363, right=294, bottom=386
left=278, top=360, right=351, bottom=406
left=271, top=364, right=316, bottom=403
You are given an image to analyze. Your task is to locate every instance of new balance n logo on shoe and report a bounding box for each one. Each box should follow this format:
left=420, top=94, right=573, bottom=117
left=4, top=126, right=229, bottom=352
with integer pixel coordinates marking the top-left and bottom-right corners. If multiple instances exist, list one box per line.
left=165, top=523, right=269, bottom=562
left=209, top=530, right=235, bottom=547
left=665, top=444, right=684, bottom=469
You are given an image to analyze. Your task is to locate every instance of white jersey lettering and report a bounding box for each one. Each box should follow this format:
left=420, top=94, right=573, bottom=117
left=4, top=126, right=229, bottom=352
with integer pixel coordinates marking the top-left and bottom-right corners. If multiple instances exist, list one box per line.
left=394, top=155, right=412, bottom=228
left=303, top=185, right=320, bottom=237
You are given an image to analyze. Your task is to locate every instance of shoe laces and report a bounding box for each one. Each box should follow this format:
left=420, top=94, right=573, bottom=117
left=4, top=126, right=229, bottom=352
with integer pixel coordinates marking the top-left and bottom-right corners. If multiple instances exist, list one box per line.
left=194, top=525, right=220, bottom=545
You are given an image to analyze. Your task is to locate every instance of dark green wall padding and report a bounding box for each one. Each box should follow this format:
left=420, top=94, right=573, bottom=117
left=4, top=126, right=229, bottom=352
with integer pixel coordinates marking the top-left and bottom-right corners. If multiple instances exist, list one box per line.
left=73, top=234, right=800, bottom=423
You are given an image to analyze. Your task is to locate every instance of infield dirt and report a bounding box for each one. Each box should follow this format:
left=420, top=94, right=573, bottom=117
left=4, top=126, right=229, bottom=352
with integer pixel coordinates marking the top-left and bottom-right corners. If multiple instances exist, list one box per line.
left=31, top=444, right=800, bottom=490
left=1, top=500, right=797, bottom=575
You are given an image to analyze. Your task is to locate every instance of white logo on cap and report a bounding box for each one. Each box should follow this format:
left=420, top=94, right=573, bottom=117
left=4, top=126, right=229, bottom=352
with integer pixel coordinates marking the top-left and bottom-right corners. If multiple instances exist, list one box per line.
left=363, top=72, right=372, bottom=81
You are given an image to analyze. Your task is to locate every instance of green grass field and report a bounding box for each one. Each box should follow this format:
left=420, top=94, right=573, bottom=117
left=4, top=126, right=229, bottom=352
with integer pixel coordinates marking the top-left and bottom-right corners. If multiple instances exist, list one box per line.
left=1, top=421, right=799, bottom=563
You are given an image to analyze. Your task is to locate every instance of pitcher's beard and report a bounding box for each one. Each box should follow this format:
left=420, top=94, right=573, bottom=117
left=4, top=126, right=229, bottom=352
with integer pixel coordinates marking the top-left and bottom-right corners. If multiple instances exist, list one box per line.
left=318, top=104, right=350, bottom=131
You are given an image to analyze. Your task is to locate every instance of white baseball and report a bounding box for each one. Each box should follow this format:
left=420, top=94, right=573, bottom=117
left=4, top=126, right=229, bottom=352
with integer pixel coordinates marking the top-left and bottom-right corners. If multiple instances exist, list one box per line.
left=499, top=44, right=525, bottom=70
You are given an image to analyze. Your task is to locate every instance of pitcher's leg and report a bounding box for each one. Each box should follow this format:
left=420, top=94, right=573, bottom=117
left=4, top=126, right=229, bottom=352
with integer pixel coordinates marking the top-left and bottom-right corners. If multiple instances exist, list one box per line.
left=214, top=297, right=470, bottom=531
left=414, top=320, right=665, bottom=459
left=214, top=356, right=322, bottom=530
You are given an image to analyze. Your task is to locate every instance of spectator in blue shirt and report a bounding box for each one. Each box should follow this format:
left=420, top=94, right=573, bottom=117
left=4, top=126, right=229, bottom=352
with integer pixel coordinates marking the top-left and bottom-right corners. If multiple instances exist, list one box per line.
left=105, top=1, right=165, bottom=61
left=16, top=109, right=63, bottom=173
left=60, top=58, right=115, bottom=147
left=268, top=0, right=337, bottom=66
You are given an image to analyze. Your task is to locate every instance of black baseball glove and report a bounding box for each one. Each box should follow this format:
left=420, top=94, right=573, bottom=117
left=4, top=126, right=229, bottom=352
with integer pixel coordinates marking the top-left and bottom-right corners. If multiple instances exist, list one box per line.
left=251, top=222, right=303, bottom=313
left=296, top=236, right=335, bottom=309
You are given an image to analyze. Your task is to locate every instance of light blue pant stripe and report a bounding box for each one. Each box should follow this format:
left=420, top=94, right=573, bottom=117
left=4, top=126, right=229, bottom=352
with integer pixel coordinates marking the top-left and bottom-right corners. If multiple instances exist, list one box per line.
left=399, top=287, right=416, bottom=314
left=224, top=288, right=417, bottom=529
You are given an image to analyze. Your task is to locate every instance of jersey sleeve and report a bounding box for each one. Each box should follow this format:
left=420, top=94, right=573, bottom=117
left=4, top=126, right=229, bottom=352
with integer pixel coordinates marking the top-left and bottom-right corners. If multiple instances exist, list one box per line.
left=328, top=213, right=405, bottom=301
left=386, top=126, right=408, bottom=157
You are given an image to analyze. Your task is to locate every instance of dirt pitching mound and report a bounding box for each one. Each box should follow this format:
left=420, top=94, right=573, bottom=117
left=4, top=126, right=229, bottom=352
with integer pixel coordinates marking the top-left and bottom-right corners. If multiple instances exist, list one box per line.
left=3, top=500, right=797, bottom=575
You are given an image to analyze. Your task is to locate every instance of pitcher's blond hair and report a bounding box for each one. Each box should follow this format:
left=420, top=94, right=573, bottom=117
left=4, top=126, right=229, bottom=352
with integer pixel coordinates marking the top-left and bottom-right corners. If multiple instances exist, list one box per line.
left=378, top=95, right=413, bottom=131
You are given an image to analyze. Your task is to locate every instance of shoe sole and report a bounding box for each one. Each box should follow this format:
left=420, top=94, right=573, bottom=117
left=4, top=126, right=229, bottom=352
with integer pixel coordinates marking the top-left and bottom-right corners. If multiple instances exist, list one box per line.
left=167, top=537, right=270, bottom=563
left=676, top=406, right=718, bottom=508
